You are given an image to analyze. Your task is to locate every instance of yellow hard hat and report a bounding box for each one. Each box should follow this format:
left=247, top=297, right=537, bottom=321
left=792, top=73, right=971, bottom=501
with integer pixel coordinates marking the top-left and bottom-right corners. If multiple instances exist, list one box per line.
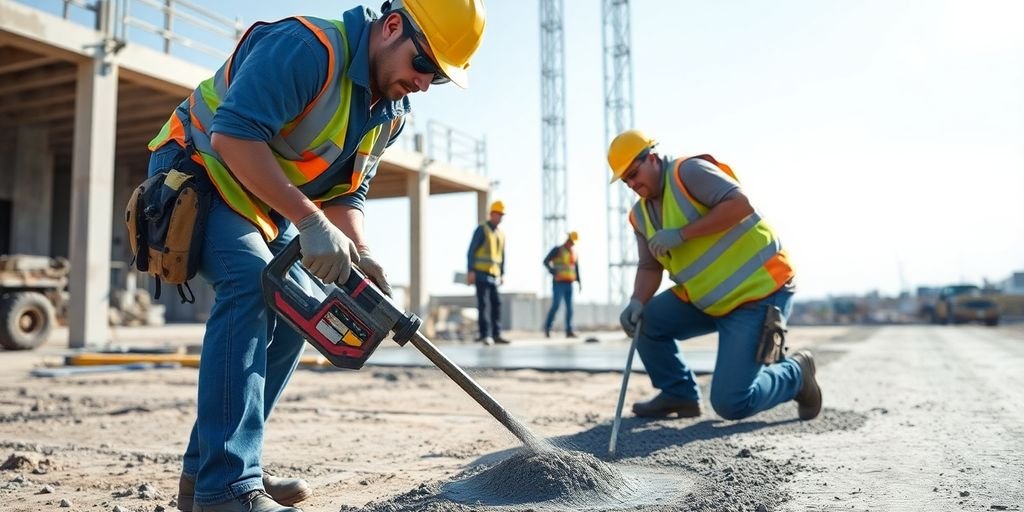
left=607, top=129, right=656, bottom=183
left=567, top=231, right=578, bottom=242
left=489, top=200, right=505, bottom=214
left=395, top=0, right=487, bottom=88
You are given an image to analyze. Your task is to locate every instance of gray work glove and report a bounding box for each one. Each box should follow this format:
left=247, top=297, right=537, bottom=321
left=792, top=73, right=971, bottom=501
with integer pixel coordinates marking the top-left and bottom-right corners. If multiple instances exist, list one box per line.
left=357, top=251, right=392, bottom=297
left=648, top=228, right=685, bottom=258
left=296, top=211, right=359, bottom=285
left=619, top=298, right=644, bottom=338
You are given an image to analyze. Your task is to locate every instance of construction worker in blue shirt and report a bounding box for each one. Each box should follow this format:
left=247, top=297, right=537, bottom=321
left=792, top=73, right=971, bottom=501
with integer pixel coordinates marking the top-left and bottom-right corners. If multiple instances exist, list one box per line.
left=466, top=200, right=509, bottom=345
left=543, top=231, right=580, bottom=338
left=607, top=130, right=822, bottom=422
left=146, top=2, right=486, bottom=511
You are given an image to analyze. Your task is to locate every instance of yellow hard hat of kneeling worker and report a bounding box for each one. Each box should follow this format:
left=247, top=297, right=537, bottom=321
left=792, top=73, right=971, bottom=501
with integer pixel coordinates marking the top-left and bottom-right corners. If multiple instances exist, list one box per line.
left=392, top=0, right=487, bottom=88
left=567, top=231, right=578, bottom=242
left=607, top=129, right=657, bottom=183
left=489, top=200, right=505, bottom=215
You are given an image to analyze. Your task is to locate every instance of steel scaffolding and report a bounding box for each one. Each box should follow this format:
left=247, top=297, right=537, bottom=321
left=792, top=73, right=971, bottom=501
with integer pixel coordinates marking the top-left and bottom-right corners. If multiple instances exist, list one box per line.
left=602, top=0, right=635, bottom=305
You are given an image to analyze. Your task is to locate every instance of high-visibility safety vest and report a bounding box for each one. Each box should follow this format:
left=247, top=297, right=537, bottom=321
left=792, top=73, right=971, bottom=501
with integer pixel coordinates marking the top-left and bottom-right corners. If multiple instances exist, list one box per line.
left=629, top=155, right=795, bottom=316
left=148, top=16, right=401, bottom=241
left=472, top=223, right=505, bottom=276
left=550, top=245, right=577, bottom=282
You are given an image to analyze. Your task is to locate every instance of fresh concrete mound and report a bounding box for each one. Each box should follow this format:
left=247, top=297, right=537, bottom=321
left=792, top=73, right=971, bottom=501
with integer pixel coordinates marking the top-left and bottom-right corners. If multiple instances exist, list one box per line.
left=442, top=448, right=637, bottom=505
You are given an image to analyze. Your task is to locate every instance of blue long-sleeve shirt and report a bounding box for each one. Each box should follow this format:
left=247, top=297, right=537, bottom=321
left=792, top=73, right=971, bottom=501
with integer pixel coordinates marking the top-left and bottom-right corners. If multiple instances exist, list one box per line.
left=208, top=6, right=408, bottom=211
left=467, top=222, right=504, bottom=281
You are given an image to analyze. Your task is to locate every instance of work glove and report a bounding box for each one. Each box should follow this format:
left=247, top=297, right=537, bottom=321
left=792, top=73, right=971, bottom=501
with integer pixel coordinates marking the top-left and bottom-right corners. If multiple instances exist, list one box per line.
left=357, top=251, right=392, bottom=297
left=296, top=211, right=359, bottom=285
left=619, top=298, right=644, bottom=338
left=648, top=228, right=685, bottom=258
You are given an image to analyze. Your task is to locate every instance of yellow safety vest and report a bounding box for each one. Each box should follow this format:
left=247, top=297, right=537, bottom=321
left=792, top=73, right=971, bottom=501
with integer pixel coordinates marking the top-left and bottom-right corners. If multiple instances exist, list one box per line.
left=473, top=223, right=504, bottom=276
left=148, top=16, right=401, bottom=241
left=550, top=245, right=577, bottom=282
left=629, top=155, right=795, bottom=316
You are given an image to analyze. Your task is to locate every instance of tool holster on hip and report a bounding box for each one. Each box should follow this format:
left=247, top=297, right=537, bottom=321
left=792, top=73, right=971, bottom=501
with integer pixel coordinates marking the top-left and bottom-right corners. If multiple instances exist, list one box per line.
left=755, top=304, right=787, bottom=365
left=125, top=152, right=212, bottom=303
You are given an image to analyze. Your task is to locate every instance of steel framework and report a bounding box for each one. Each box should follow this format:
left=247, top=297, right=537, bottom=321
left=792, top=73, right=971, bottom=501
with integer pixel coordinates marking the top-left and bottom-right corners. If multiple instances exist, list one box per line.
left=602, top=0, right=635, bottom=304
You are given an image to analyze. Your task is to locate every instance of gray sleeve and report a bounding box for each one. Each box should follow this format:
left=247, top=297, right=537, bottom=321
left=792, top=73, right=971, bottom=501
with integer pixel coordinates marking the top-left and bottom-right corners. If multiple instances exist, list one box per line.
left=635, top=231, right=662, bottom=271
left=677, top=158, right=741, bottom=208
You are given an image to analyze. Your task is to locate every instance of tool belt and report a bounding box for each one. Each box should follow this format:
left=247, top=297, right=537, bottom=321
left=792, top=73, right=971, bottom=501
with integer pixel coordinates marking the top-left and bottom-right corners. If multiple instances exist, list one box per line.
left=125, top=152, right=212, bottom=303
left=755, top=304, right=787, bottom=365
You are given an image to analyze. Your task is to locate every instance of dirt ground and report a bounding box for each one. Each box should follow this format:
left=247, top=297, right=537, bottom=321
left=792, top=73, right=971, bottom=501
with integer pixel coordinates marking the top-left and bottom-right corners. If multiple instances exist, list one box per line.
left=0, top=324, right=1022, bottom=511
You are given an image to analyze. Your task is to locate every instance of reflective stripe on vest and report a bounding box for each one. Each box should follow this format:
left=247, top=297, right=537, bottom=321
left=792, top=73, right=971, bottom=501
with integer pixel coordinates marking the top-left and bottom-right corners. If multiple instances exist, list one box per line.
left=551, top=246, right=577, bottom=282
left=635, top=156, right=794, bottom=316
left=473, top=223, right=504, bottom=276
left=147, top=16, right=398, bottom=241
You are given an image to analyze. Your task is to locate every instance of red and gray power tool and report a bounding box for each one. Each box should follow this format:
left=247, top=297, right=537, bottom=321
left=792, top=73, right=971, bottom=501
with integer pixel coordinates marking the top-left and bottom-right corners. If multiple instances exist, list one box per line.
left=261, top=238, right=544, bottom=449
left=262, top=237, right=420, bottom=369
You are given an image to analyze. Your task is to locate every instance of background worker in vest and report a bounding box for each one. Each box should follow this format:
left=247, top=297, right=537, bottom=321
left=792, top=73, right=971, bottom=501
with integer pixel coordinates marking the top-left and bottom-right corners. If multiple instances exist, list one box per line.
left=607, top=130, right=822, bottom=422
left=542, top=231, right=581, bottom=338
left=466, top=200, right=509, bottom=345
left=145, top=2, right=485, bottom=511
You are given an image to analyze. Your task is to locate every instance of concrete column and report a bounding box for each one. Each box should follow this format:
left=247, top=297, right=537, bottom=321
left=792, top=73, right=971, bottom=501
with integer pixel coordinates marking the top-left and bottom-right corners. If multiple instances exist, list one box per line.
left=68, top=56, right=119, bottom=348
left=11, top=125, right=54, bottom=255
left=476, top=190, right=489, bottom=224
left=408, top=164, right=429, bottom=317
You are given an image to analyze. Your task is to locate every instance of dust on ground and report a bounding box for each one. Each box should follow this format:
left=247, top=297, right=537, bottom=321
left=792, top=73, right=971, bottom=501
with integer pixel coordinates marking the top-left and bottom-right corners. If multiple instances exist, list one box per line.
left=1, top=325, right=1022, bottom=511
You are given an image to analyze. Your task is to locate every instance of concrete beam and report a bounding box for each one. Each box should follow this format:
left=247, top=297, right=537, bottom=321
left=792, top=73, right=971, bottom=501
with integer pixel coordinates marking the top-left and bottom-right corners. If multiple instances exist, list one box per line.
left=0, top=64, right=76, bottom=96
left=67, top=56, right=118, bottom=348
left=0, top=0, right=209, bottom=92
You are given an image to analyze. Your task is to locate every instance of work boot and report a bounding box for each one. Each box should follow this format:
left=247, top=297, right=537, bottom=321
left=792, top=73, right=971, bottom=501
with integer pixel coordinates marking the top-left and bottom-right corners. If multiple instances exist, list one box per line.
left=544, top=328, right=551, bottom=338
left=632, top=392, right=702, bottom=418
left=791, top=350, right=823, bottom=420
left=178, top=472, right=311, bottom=511
left=566, top=331, right=578, bottom=338
left=476, top=336, right=494, bottom=346
left=493, top=335, right=511, bottom=345
left=194, top=490, right=300, bottom=512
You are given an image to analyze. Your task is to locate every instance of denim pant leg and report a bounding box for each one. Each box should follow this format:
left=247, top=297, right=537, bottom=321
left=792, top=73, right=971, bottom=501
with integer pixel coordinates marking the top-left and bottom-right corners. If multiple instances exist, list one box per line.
left=262, top=222, right=312, bottom=420
left=563, top=282, right=574, bottom=333
left=635, top=290, right=717, bottom=401
left=544, top=281, right=567, bottom=332
left=475, top=279, right=489, bottom=338
left=708, top=289, right=801, bottom=420
left=179, top=196, right=283, bottom=505
left=488, top=281, right=502, bottom=337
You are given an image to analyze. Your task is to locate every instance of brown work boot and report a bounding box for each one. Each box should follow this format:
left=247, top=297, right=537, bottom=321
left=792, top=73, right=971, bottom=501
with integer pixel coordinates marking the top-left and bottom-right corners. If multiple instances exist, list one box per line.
left=194, top=490, right=300, bottom=512
left=792, top=350, right=823, bottom=420
left=632, top=392, right=702, bottom=418
left=178, top=472, right=311, bottom=512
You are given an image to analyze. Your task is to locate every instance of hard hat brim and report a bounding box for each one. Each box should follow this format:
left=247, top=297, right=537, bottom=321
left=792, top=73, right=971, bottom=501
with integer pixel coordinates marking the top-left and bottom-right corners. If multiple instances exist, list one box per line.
left=438, top=61, right=469, bottom=88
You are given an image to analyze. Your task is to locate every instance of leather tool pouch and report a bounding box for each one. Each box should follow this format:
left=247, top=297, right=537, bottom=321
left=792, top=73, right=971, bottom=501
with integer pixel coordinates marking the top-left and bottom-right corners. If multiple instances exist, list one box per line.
left=125, top=155, right=212, bottom=303
left=755, top=305, right=787, bottom=365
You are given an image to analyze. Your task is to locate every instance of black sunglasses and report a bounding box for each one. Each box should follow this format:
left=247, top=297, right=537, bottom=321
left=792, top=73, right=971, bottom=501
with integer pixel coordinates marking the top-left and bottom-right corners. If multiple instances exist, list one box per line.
left=397, top=12, right=450, bottom=85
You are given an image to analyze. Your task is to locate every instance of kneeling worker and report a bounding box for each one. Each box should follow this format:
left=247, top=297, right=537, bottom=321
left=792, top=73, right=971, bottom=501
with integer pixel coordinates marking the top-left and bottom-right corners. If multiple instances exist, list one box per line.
left=607, top=130, right=821, bottom=421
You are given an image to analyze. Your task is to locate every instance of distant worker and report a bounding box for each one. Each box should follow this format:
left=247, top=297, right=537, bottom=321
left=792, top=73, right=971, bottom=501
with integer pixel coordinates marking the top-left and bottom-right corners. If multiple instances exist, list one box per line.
left=144, top=1, right=486, bottom=511
left=607, top=130, right=821, bottom=421
left=467, top=200, right=509, bottom=345
left=542, top=231, right=581, bottom=338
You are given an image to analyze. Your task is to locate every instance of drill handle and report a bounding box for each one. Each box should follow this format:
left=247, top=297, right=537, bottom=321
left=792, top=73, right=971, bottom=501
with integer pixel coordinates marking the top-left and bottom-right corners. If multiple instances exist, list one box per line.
left=266, top=237, right=369, bottom=293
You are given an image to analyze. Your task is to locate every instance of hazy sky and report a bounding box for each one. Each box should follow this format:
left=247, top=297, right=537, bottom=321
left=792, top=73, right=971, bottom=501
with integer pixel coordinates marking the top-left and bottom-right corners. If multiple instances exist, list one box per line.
left=28, top=0, right=1024, bottom=303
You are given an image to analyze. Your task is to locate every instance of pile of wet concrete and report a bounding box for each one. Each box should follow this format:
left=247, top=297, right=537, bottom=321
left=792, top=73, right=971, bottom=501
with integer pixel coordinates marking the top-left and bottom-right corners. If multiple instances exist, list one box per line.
left=342, top=405, right=868, bottom=512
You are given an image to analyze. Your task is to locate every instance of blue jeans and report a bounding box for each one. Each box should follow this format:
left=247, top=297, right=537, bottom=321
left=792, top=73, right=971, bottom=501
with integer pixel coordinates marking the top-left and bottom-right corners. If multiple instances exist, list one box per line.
left=474, top=271, right=501, bottom=338
left=635, top=288, right=801, bottom=420
left=149, top=145, right=312, bottom=505
left=544, top=281, right=575, bottom=333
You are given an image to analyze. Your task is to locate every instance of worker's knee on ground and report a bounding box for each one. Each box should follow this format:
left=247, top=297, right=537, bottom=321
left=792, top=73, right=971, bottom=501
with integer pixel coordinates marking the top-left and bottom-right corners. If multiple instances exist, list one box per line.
left=710, top=391, right=755, bottom=420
